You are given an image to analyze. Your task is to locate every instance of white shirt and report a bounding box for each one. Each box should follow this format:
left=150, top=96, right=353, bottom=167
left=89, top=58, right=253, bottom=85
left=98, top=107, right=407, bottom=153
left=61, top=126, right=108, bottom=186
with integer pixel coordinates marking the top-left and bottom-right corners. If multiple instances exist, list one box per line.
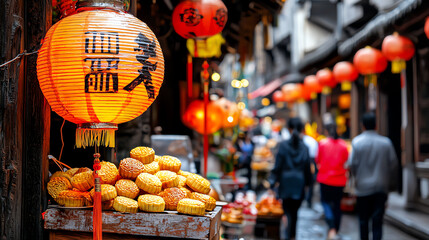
left=303, top=135, right=318, bottom=158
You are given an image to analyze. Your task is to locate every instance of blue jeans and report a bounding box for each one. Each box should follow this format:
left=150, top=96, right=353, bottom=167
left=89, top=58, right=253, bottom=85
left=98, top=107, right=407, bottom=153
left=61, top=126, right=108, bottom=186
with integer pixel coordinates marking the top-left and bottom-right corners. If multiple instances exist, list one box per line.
left=356, top=192, right=387, bottom=240
left=320, top=183, right=344, bottom=231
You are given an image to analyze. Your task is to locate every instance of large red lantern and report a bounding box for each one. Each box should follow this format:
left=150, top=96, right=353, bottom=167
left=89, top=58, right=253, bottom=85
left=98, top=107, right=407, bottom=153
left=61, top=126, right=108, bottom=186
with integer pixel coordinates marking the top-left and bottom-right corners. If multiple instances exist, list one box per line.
left=381, top=32, right=415, bottom=73
left=333, top=61, right=358, bottom=91
left=182, top=100, right=223, bottom=134
left=37, top=5, right=165, bottom=148
left=172, top=0, right=228, bottom=39
left=353, top=46, right=387, bottom=75
left=304, top=75, right=322, bottom=99
left=316, top=68, right=336, bottom=94
left=272, top=90, right=285, bottom=103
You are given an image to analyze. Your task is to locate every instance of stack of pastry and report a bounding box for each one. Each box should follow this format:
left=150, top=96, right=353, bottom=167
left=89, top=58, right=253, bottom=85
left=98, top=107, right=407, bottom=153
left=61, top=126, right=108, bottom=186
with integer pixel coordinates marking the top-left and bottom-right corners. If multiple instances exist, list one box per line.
left=47, top=146, right=216, bottom=216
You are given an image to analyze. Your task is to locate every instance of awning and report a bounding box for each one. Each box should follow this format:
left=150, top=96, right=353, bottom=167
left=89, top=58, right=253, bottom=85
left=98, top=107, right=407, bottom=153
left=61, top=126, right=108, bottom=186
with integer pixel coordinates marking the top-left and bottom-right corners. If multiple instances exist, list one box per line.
left=248, top=72, right=305, bottom=99
left=248, top=78, right=283, bottom=99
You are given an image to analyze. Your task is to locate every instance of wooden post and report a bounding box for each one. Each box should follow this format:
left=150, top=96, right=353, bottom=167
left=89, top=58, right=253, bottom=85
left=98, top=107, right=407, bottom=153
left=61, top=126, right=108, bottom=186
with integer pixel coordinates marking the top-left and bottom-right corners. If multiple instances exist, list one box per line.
left=350, top=81, right=359, bottom=138
left=0, top=0, right=25, bottom=239
left=22, top=0, right=51, bottom=239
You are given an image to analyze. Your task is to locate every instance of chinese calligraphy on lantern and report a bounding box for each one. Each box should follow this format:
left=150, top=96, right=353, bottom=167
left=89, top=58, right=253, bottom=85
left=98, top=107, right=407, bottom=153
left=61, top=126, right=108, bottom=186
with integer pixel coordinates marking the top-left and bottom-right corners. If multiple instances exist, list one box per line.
left=84, top=31, right=120, bottom=93
left=123, top=32, right=157, bottom=99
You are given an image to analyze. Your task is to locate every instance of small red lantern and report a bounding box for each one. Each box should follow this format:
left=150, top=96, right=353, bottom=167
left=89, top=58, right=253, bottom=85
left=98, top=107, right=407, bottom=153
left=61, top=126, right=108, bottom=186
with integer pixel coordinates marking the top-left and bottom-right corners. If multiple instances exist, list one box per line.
left=353, top=46, right=387, bottom=86
left=58, top=0, right=78, bottom=18
left=381, top=32, right=415, bottom=73
left=304, top=75, right=322, bottom=99
left=425, top=17, right=429, bottom=39
left=301, top=84, right=312, bottom=101
left=316, top=68, right=336, bottom=95
left=172, top=0, right=228, bottom=39
left=213, top=98, right=239, bottom=128
left=353, top=46, right=387, bottom=75
left=282, top=84, right=302, bottom=103
left=182, top=100, right=223, bottom=134
left=333, top=61, right=359, bottom=91
left=338, top=93, right=351, bottom=109
left=272, top=90, right=285, bottom=103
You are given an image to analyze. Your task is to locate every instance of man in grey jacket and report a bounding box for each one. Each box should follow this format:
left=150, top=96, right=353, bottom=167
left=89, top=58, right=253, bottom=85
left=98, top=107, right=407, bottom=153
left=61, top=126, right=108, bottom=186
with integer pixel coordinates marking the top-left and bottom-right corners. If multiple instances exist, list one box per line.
left=348, top=112, right=398, bottom=240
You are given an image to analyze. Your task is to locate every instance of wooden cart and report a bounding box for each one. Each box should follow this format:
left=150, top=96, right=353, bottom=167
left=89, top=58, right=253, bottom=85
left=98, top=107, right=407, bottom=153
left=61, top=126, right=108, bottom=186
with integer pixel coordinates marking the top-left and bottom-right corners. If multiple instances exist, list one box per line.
left=44, top=206, right=222, bottom=240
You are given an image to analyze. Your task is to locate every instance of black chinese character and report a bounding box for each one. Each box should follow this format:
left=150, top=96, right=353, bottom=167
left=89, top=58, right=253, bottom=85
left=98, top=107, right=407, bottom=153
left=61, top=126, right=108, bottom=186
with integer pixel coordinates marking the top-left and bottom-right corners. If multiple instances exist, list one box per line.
left=123, top=33, right=158, bottom=99
left=180, top=8, right=203, bottom=26
left=213, top=8, right=227, bottom=28
left=85, top=31, right=119, bottom=54
left=84, top=58, right=119, bottom=93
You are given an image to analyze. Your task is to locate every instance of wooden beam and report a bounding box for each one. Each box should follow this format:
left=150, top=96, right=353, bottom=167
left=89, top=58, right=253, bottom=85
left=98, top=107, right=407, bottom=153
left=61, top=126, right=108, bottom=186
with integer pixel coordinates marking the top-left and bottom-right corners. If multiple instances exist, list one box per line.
left=0, top=0, right=25, bottom=239
left=21, top=0, right=51, bottom=239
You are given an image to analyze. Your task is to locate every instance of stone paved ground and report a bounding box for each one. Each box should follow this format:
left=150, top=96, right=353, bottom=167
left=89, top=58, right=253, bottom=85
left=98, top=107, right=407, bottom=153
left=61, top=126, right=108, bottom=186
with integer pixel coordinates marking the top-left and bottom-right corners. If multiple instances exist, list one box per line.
left=296, top=203, right=418, bottom=240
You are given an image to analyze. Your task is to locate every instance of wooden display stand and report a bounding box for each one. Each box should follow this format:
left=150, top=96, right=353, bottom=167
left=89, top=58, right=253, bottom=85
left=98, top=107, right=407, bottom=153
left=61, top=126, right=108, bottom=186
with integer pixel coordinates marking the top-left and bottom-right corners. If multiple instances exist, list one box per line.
left=44, top=206, right=222, bottom=240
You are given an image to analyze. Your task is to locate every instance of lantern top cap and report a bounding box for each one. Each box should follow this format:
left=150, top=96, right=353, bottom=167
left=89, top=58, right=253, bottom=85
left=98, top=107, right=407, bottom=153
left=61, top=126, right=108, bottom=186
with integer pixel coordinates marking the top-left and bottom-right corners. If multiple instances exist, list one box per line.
left=77, top=0, right=129, bottom=12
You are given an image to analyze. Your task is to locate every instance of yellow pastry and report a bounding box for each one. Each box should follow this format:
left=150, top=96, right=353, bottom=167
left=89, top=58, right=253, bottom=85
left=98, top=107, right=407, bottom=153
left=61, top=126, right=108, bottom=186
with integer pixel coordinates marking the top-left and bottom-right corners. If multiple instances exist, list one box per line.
left=56, top=190, right=85, bottom=207
left=142, top=161, right=160, bottom=175
left=99, top=161, right=119, bottom=185
left=159, top=155, right=181, bottom=173
left=90, top=184, right=117, bottom=202
left=71, top=171, right=94, bottom=191
left=113, top=196, right=138, bottom=213
left=158, top=187, right=187, bottom=210
left=118, top=158, right=144, bottom=180
left=80, top=191, right=93, bottom=206
left=66, top=168, right=80, bottom=176
left=75, top=167, right=92, bottom=174
left=102, top=199, right=114, bottom=210
left=154, top=155, right=162, bottom=162
left=138, top=194, right=165, bottom=212
left=135, top=173, right=162, bottom=194
left=50, top=171, right=72, bottom=182
left=190, top=192, right=216, bottom=211
left=177, top=175, right=187, bottom=187
left=186, top=173, right=210, bottom=194
left=177, top=170, right=191, bottom=178
left=115, top=179, right=139, bottom=199
left=47, top=177, right=72, bottom=199
left=130, top=146, right=155, bottom=164
left=177, top=198, right=205, bottom=216
left=155, top=170, right=179, bottom=189
left=179, top=187, right=192, bottom=198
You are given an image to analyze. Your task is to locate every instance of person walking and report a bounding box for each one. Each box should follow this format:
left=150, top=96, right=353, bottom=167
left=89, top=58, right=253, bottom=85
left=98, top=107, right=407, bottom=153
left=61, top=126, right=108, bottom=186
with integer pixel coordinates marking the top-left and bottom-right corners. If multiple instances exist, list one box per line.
left=236, top=132, right=254, bottom=190
left=348, top=112, right=398, bottom=240
left=269, top=117, right=312, bottom=240
left=302, top=125, right=319, bottom=209
left=316, top=122, right=349, bottom=240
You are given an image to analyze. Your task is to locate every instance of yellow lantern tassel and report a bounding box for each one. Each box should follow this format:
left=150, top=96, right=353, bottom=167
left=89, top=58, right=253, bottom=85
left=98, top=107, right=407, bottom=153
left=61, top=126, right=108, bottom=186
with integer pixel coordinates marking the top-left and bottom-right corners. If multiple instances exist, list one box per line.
left=311, top=92, right=318, bottom=100
left=341, top=82, right=352, bottom=91
left=391, top=59, right=406, bottom=74
left=76, top=123, right=117, bottom=148
left=322, top=86, right=332, bottom=95
left=368, top=74, right=377, bottom=87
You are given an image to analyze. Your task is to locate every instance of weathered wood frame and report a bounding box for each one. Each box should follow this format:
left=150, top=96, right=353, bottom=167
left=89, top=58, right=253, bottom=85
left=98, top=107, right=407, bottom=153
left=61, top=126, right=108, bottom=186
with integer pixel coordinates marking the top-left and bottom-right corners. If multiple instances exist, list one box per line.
left=0, top=0, right=51, bottom=239
left=44, top=207, right=222, bottom=240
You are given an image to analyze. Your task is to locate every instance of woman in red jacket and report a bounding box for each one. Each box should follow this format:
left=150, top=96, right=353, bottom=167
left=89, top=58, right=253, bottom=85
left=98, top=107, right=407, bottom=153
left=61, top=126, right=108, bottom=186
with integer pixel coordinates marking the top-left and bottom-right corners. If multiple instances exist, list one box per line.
left=316, top=123, right=349, bottom=240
